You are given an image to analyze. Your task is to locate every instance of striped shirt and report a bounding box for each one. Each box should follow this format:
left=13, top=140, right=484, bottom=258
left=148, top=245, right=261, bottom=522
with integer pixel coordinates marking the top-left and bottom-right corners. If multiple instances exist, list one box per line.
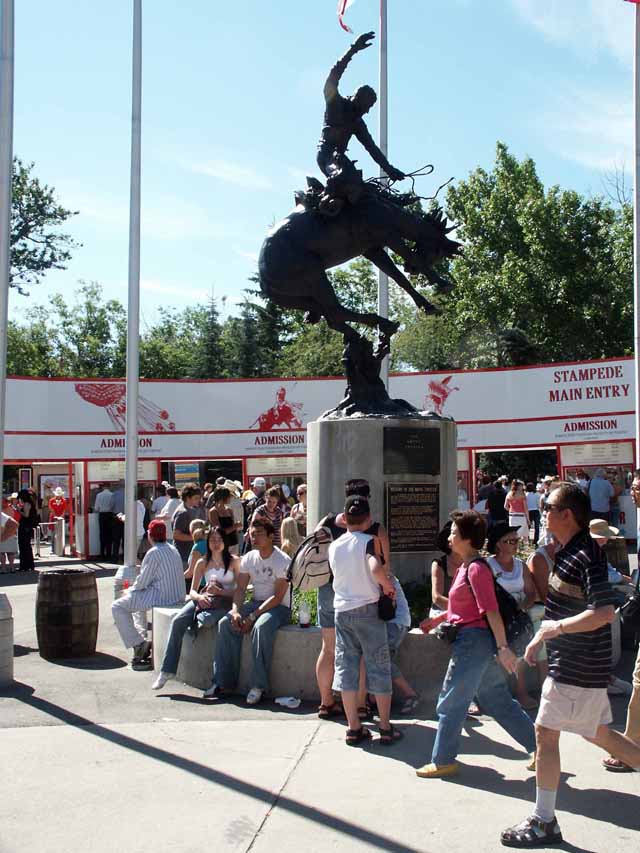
left=128, top=542, right=185, bottom=611
left=545, top=531, right=617, bottom=689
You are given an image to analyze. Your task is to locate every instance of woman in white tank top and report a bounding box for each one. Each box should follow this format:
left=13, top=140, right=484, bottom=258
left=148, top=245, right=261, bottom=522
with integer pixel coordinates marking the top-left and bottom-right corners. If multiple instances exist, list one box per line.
left=487, top=522, right=538, bottom=708
left=152, top=526, right=241, bottom=690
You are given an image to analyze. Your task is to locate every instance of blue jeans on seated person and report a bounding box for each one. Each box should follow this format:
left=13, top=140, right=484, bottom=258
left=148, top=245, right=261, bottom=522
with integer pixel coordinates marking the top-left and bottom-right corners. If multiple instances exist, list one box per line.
left=431, top=627, right=536, bottom=766
left=333, top=603, right=392, bottom=695
left=213, top=601, right=290, bottom=692
left=386, top=623, right=408, bottom=680
left=160, top=600, right=229, bottom=675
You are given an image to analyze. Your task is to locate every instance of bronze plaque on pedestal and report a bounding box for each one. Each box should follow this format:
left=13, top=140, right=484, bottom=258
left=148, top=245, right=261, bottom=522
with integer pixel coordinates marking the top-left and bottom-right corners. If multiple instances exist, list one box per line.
left=383, top=427, right=440, bottom=475
left=385, top=482, right=439, bottom=553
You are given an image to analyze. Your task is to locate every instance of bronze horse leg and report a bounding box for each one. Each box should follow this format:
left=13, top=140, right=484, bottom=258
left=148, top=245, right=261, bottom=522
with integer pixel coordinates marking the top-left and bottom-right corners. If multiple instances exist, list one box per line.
left=363, top=246, right=440, bottom=316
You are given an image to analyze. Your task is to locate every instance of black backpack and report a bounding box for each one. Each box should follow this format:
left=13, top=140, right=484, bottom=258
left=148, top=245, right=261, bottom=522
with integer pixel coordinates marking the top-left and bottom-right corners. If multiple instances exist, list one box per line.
left=465, top=557, right=535, bottom=656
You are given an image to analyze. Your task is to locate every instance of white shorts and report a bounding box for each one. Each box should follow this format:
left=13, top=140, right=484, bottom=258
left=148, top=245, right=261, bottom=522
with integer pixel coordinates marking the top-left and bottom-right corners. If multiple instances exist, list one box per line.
left=509, top=512, right=529, bottom=538
left=536, top=677, right=612, bottom=738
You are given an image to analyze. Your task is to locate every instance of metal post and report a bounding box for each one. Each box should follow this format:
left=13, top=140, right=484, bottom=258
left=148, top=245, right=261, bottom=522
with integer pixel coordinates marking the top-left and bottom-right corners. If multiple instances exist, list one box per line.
left=0, top=2, right=14, bottom=491
left=634, top=6, right=640, bottom=549
left=117, top=0, right=142, bottom=588
left=378, top=0, right=389, bottom=388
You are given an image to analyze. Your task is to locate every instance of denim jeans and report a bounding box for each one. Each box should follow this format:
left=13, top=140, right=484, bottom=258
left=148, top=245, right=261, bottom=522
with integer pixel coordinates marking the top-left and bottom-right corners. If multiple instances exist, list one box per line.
left=334, top=603, right=392, bottom=695
left=213, top=601, right=290, bottom=691
left=386, top=623, right=408, bottom=680
left=431, top=627, right=536, bottom=765
left=160, top=600, right=229, bottom=675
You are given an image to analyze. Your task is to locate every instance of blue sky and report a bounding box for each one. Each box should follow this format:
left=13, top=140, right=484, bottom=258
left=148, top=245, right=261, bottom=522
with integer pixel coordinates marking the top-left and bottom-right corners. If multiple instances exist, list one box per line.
left=10, top=0, right=636, bottom=330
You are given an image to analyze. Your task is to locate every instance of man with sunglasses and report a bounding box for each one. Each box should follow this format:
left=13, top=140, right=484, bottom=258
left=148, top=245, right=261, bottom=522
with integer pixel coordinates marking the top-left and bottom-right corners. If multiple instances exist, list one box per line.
left=501, top=482, right=640, bottom=848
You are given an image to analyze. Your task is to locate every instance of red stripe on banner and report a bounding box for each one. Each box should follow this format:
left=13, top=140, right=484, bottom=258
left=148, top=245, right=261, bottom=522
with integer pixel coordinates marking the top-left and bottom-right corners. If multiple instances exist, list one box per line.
left=337, top=0, right=353, bottom=32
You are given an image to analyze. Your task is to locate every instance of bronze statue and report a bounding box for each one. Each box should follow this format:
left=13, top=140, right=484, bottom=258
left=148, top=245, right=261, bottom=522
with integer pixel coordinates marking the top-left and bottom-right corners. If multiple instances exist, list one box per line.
left=258, top=33, right=460, bottom=417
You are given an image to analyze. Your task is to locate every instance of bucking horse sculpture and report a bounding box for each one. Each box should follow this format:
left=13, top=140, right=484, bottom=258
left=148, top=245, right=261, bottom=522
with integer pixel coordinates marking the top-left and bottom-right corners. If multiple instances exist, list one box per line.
left=258, top=32, right=460, bottom=417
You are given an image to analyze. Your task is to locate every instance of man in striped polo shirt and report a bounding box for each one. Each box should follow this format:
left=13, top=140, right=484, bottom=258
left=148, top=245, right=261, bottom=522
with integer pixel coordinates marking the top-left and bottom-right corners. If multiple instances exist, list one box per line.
left=502, top=482, right=640, bottom=848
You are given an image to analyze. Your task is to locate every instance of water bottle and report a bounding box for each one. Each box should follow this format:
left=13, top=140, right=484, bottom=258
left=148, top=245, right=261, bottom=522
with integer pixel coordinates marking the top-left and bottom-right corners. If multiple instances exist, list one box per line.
left=298, top=600, right=311, bottom=629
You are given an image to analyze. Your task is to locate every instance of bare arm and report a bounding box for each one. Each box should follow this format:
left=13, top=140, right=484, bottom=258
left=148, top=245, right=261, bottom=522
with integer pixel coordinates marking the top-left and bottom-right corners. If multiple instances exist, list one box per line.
left=521, top=564, right=537, bottom=610
left=189, top=557, right=209, bottom=603
left=324, top=31, right=374, bottom=102
left=1, top=518, right=17, bottom=541
left=527, top=552, right=549, bottom=602
left=525, top=605, right=615, bottom=665
left=250, top=577, right=289, bottom=616
left=431, top=559, right=449, bottom=611
left=485, top=609, right=518, bottom=674
left=369, top=554, right=394, bottom=596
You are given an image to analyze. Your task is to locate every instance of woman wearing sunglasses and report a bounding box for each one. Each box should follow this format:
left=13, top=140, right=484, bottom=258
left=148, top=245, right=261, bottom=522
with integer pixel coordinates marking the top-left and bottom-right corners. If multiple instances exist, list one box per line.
left=487, top=521, right=538, bottom=709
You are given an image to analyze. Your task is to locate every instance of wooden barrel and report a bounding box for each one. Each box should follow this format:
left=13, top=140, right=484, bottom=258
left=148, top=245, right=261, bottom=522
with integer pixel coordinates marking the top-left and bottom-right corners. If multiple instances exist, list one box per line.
left=36, top=569, right=99, bottom=659
left=604, top=536, right=630, bottom=575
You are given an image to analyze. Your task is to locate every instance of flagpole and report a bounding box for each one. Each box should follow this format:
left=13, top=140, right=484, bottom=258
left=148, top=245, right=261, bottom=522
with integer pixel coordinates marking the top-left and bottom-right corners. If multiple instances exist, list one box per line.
left=634, top=5, right=640, bottom=544
left=121, top=0, right=142, bottom=580
left=378, top=0, right=389, bottom=388
left=0, top=1, right=14, bottom=494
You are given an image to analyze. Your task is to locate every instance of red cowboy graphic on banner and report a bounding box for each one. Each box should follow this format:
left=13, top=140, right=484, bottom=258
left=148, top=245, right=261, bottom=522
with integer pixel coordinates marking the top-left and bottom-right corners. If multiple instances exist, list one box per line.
left=425, top=375, right=460, bottom=415
left=250, top=386, right=305, bottom=431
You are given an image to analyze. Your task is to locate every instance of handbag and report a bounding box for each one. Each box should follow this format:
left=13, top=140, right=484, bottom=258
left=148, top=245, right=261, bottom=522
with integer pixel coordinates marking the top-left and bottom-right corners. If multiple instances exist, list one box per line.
left=620, top=572, right=640, bottom=633
left=465, top=559, right=535, bottom=656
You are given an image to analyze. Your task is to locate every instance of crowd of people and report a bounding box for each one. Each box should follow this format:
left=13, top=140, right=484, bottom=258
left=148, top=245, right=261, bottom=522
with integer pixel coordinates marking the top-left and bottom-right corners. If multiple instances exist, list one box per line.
left=0, top=487, right=69, bottom=573
left=105, top=469, right=640, bottom=848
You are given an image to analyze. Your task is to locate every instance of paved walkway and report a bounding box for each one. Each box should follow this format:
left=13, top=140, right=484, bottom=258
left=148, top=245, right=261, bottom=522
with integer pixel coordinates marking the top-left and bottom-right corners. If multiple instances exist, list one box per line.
left=1, top=570, right=639, bottom=852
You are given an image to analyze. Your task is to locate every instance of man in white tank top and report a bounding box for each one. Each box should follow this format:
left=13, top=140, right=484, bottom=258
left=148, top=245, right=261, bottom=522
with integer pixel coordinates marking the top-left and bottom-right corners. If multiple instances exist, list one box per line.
left=329, top=495, right=400, bottom=746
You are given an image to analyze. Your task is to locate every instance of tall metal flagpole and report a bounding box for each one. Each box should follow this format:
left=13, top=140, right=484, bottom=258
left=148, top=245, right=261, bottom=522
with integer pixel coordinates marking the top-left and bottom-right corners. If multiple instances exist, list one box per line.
left=122, top=0, right=142, bottom=578
left=0, top=1, right=14, bottom=492
left=378, top=0, right=389, bottom=388
left=634, top=5, right=640, bottom=542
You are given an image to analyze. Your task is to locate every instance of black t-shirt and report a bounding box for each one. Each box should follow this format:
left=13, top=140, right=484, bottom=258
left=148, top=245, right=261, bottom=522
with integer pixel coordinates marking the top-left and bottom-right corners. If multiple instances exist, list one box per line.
left=486, top=487, right=508, bottom=521
left=545, top=531, right=617, bottom=689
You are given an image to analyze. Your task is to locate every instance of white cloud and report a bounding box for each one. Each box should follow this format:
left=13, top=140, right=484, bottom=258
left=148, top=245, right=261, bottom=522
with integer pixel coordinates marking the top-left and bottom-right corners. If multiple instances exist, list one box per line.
left=540, top=87, right=632, bottom=171
left=233, top=247, right=259, bottom=263
left=66, top=190, right=233, bottom=241
left=510, top=0, right=632, bottom=66
left=184, top=158, right=273, bottom=190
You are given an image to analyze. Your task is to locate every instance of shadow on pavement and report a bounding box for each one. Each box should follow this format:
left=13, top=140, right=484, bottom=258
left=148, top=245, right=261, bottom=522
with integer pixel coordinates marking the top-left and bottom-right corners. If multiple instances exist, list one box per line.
left=5, top=681, right=429, bottom=853
left=13, top=644, right=38, bottom=657
left=444, top=762, right=639, bottom=834
left=47, top=652, right=127, bottom=671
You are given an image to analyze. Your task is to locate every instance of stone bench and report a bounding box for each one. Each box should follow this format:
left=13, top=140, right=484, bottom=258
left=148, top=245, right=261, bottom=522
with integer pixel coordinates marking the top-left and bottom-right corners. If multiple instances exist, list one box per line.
left=152, top=605, right=451, bottom=704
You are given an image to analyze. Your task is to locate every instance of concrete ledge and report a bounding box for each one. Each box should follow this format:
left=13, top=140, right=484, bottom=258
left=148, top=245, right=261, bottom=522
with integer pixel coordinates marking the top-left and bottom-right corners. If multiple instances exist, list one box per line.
left=152, top=606, right=451, bottom=704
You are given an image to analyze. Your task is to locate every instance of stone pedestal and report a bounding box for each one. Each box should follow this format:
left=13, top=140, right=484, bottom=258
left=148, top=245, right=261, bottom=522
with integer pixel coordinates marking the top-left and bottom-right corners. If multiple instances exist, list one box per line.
left=307, top=416, right=457, bottom=583
left=0, top=593, right=14, bottom=685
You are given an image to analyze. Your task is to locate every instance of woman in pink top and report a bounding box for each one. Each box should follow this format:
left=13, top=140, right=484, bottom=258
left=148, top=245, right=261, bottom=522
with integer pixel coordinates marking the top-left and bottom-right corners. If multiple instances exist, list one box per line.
left=415, top=510, right=536, bottom=779
left=505, top=479, right=530, bottom=540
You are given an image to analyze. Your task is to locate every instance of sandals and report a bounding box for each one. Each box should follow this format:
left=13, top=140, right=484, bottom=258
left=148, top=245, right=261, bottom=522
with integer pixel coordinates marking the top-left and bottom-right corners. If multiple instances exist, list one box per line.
left=399, top=695, right=420, bottom=715
left=466, top=702, right=482, bottom=717
left=500, top=815, right=563, bottom=848
left=602, top=756, right=634, bottom=773
left=378, top=724, right=403, bottom=746
left=357, top=705, right=373, bottom=721
left=345, top=726, right=372, bottom=746
left=317, top=702, right=344, bottom=720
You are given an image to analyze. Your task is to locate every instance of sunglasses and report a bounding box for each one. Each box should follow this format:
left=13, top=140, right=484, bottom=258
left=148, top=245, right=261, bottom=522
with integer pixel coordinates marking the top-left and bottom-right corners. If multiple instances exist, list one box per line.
left=542, top=501, right=565, bottom=513
left=501, top=538, right=519, bottom=546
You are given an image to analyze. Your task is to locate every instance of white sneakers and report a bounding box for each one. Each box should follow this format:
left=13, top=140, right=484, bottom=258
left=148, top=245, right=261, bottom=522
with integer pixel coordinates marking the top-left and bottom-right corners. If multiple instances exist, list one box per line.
left=151, top=672, right=172, bottom=690
left=246, top=687, right=263, bottom=705
left=203, top=683, right=220, bottom=699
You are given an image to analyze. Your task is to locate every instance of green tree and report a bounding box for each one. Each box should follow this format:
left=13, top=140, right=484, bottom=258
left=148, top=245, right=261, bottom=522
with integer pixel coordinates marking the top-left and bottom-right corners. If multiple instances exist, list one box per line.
left=394, top=143, right=633, bottom=369
left=190, top=296, right=224, bottom=379
left=49, top=282, right=126, bottom=376
left=11, top=158, right=79, bottom=295
left=7, top=306, right=59, bottom=376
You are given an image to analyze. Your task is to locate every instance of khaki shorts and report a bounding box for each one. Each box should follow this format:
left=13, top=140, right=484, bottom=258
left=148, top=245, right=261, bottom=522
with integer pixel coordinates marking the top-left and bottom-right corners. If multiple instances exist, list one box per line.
left=536, top=677, right=612, bottom=738
left=529, top=604, right=547, bottom=661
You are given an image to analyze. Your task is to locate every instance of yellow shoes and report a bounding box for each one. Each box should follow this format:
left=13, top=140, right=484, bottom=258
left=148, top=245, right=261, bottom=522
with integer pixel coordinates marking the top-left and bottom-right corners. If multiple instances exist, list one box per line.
left=415, top=762, right=459, bottom=779
left=526, top=752, right=536, bottom=772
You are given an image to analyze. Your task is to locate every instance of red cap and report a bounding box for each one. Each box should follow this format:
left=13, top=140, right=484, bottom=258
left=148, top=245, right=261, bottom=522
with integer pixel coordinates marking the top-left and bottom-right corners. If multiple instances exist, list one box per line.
left=147, top=519, right=167, bottom=542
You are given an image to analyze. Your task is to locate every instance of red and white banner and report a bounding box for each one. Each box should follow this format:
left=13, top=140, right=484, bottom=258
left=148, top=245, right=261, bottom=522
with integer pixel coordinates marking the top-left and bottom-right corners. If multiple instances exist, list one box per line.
left=2, top=357, right=636, bottom=461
